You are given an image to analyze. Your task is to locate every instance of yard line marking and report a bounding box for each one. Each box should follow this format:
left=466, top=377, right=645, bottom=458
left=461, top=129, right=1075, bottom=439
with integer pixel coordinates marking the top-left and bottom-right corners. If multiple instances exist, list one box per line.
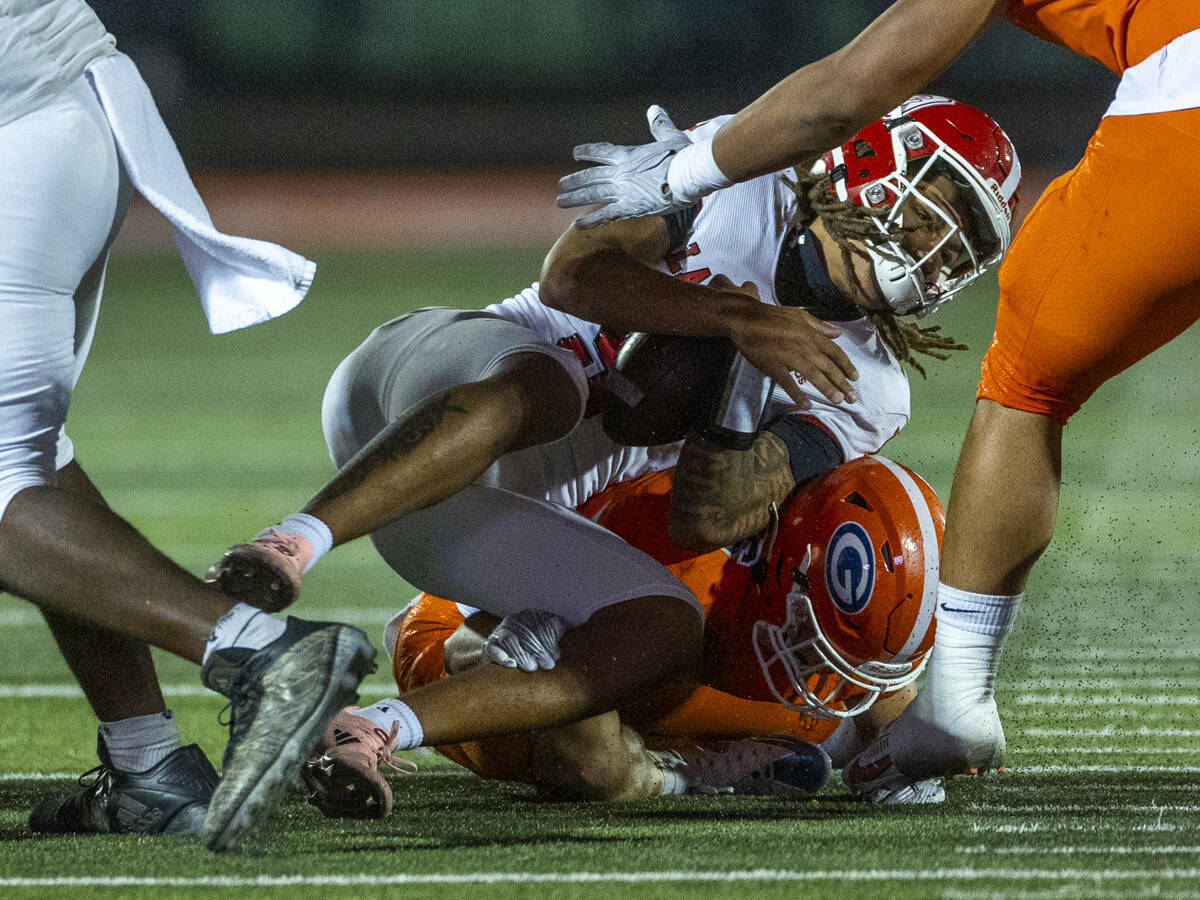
left=1014, top=693, right=1200, bottom=705
left=0, top=607, right=400, bottom=627
left=0, top=683, right=399, bottom=698
left=1022, top=727, right=1200, bottom=738
left=1011, top=678, right=1200, bottom=690
left=2, top=870, right=1200, bottom=888
left=955, top=845, right=1200, bottom=856
left=969, top=804, right=1200, bottom=813
left=1010, top=747, right=1200, bottom=755
left=1016, top=765, right=1200, bottom=774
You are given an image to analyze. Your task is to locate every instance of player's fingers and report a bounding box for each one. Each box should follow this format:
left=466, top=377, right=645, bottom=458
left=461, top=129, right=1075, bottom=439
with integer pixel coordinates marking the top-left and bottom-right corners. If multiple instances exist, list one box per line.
left=573, top=205, right=621, bottom=230
left=795, top=364, right=853, bottom=406
left=557, top=166, right=612, bottom=195
left=646, top=104, right=681, bottom=141
left=571, top=142, right=625, bottom=165
left=556, top=183, right=612, bottom=209
left=808, top=318, right=844, bottom=338
left=774, top=369, right=813, bottom=409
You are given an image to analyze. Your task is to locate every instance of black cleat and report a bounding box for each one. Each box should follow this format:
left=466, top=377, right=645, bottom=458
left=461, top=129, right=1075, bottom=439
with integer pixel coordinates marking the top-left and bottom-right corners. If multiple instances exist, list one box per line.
left=30, top=738, right=218, bottom=835
left=200, top=616, right=376, bottom=852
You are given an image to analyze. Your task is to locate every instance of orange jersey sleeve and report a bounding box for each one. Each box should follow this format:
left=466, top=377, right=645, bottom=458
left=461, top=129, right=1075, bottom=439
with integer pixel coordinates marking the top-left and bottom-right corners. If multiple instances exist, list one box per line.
left=1006, top=0, right=1200, bottom=72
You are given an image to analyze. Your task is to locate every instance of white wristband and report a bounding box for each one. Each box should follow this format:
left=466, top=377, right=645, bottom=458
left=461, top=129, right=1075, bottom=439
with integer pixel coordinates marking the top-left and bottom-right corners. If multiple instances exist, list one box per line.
left=666, top=136, right=732, bottom=203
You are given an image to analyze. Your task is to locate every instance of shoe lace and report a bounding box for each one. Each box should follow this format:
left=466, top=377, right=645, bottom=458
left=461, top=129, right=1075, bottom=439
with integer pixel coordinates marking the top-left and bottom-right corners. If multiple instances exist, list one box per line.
left=217, top=678, right=257, bottom=749
left=373, top=722, right=417, bottom=776
left=254, top=528, right=304, bottom=560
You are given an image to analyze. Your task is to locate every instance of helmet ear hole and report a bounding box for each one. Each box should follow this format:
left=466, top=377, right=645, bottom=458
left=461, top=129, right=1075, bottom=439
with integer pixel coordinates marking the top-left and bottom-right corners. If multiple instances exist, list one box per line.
left=842, top=491, right=873, bottom=511
left=880, top=541, right=894, bottom=572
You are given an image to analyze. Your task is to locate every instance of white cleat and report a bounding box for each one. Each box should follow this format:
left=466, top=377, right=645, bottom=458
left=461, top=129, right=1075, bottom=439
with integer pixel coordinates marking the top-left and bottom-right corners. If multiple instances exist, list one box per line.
left=842, top=688, right=1005, bottom=799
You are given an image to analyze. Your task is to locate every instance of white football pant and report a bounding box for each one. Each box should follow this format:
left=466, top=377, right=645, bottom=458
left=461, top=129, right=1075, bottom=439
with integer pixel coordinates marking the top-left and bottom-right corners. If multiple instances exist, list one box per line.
left=0, top=75, right=130, bottom=524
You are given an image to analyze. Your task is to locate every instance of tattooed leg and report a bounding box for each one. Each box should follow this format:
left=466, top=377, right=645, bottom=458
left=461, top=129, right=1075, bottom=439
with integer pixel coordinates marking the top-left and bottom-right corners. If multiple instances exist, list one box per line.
left=305, top=352, right=583, bottom=547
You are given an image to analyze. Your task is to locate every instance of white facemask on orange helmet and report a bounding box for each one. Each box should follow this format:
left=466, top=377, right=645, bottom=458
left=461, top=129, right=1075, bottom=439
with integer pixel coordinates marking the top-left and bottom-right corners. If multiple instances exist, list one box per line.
left=752, top=455, right=945, bottom=719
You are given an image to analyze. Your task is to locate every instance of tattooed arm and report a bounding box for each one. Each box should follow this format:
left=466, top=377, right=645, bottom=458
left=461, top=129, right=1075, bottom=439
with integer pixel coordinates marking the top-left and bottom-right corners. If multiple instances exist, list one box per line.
left=668, top=416, right=845, bottom=552
left=667, top=431, right=795, bottom=553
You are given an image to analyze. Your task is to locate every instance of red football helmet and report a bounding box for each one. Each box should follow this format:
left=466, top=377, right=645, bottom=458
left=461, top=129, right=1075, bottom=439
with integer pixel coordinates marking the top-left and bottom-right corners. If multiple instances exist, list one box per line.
left=814, top=94, right=1021, bottom=317
left=753, top=455, right=945, bottom=718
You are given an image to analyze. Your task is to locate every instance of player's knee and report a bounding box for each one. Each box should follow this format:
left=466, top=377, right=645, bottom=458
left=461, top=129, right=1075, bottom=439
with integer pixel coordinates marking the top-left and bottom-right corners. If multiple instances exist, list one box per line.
left=473, top=353, right=584, bottom=449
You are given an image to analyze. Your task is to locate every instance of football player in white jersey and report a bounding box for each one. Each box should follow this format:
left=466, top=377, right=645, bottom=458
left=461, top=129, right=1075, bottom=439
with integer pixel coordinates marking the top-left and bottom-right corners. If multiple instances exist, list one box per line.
left=210, top=98, right=1018, bottom=793
left=0, top=1, right=374, bottom=849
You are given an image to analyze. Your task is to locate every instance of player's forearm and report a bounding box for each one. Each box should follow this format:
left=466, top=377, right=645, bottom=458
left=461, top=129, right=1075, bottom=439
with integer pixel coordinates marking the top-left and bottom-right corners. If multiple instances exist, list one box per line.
left=710, top=0, right=1001, bottom=182
left=668, top=431, right=795, bottom=553
left=540, top=246, right=762, bottom=340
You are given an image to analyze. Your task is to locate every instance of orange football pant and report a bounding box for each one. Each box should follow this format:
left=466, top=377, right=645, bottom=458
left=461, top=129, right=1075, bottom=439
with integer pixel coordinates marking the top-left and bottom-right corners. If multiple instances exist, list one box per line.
left=980, top=107, right=1200, bottom=423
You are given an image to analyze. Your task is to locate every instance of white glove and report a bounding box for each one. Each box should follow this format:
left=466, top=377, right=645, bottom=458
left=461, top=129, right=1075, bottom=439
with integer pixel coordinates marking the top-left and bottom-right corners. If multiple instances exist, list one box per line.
left=557, top=105, right=695, bottom=229
left=482, top=609, right=570, bottom=672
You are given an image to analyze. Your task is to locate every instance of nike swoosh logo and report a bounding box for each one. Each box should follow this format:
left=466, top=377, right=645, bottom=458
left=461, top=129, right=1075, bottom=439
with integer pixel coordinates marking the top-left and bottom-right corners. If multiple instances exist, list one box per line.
left=939, top=604, right=982, bottom=614
left=633, top=149, right=677, bottom=175
left=844, top=753, right=893, bottom=786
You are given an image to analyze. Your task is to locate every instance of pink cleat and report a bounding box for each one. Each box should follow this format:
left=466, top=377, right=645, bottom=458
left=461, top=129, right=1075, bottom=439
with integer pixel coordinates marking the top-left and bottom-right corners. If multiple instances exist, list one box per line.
left=301, top=708, right=416, bottom=819
left=206, top=528, right=311, bottom=612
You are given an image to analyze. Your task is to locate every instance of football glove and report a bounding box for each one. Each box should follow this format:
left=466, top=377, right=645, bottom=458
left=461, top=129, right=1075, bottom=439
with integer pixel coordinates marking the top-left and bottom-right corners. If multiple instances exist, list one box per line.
left=482, top=609, right=570, bottom=672
left=558, top=106, right=694, bottom=229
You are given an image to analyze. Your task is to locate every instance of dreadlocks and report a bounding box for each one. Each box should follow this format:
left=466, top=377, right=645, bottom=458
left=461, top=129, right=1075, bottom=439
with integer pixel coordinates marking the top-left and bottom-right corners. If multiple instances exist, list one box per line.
left=782, top=171, right=966, bottom=378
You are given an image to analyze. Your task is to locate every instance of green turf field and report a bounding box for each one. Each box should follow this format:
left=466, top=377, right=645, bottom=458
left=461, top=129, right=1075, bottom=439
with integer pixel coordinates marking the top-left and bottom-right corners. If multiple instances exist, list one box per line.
left=0, top=249, right=1197, bottom=898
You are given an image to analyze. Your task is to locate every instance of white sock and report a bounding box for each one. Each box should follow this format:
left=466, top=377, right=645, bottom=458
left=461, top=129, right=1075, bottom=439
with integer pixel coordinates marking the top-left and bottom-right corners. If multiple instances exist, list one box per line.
left=658, top=766, right=689, bottom=795
left=350, top=698, right=424, bottom=751
left=99, top=710, right=184, bottom=772
left=923, top=583, right=1023, bottom=709
left=273, top=513, right=333, bottom=573
left=202, top=603, right=288, bottom=665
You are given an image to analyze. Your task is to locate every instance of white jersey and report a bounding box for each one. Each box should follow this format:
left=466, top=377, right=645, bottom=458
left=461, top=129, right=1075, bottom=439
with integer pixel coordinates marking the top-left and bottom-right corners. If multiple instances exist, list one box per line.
left=0, top=0, right=116, bottom=127
left=484, top=116, right=908, bottom=510
left=667, top=115, right=910, bottom=458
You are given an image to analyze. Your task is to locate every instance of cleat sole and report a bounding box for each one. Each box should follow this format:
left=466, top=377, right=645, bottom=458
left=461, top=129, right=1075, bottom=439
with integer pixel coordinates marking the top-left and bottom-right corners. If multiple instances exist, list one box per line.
left=203, top=627, right=376, bottom=851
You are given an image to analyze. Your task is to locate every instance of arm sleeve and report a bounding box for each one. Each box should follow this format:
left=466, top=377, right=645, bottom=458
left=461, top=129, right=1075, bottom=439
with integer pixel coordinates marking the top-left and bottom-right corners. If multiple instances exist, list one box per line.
left=764, top=414, right=846, bottom=484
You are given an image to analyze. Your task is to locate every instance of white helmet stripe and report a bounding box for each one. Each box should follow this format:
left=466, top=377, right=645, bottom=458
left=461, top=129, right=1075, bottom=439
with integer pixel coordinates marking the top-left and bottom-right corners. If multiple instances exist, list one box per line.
left=1000, top=153, right=1022, bottom=204
left=872, top=456, right=939, bottom=663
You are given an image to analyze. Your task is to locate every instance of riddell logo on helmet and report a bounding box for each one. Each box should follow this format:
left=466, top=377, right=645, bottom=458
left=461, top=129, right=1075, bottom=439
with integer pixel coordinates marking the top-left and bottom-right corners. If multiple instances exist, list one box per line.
left=826, top=522, right=875, bottom=614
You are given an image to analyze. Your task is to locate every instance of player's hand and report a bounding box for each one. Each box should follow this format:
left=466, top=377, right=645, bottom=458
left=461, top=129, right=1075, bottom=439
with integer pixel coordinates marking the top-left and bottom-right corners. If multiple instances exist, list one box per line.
left=714, top=285, right=859, bottom=407
left=558, top=106, right=694, bottom=229
left=482, top=609, right=570, bottom=672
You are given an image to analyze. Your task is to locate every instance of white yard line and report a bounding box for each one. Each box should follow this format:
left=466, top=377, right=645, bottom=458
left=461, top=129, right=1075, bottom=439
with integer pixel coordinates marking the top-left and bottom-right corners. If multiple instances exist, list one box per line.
left=1010, top=746, right=1200, bottom=754
left=1012, top=681, right=1200, bottom=696
left=955, top=845, right=1200, bottom=856
left=0, top=607, right=400, bottom=627
left=0, top=683, right=398, bottom=698
left=1014, top=694, right=1200, bottom=705
left=1022, top=727, right=1200, bottom=737
left=1, top=869, right=1200, bottom=888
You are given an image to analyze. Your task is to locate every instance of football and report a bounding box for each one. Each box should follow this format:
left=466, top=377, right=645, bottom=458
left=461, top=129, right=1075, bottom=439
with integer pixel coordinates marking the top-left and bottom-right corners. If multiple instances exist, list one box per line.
left=601, top=331, right=737, bottom=446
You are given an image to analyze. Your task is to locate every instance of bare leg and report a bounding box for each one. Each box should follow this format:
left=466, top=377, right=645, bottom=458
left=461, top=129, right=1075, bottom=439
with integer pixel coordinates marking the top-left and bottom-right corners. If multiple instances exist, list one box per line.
left=0, top=477, right=232, bottom=664
left=845, top=400, right=1062, bottom=789
left=308, top=353, right=581, bottom=545
left=398, top=595, right=701, bottom=746
left=941, top=399, right=1062, bottom=594
left=35, top=462, right=167, bottom=720
left=531, top=714, right=664, bottom=801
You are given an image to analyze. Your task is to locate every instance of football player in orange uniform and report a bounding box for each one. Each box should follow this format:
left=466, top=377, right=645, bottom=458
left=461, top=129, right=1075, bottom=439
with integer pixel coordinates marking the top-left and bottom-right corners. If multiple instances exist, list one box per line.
left=303, top=456, right=946, bottom=815
left=558, top=0, right=1200, bottom=799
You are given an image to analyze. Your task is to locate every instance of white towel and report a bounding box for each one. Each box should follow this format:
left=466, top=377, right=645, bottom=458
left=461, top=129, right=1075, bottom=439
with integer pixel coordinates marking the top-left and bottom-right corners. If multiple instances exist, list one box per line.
left=84, top=53, right=315, bottom=334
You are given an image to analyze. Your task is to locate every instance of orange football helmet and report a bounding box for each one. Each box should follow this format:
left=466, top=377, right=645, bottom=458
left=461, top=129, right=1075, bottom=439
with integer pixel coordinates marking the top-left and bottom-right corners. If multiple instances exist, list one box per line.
left=752, top=455, right=944, bottom=719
